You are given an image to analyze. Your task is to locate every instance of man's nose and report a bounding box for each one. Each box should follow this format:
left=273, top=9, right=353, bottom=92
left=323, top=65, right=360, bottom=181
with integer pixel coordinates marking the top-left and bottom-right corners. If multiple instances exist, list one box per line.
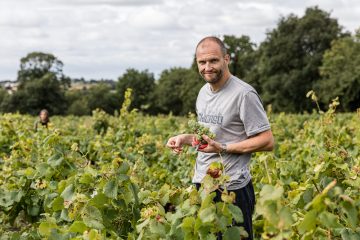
left=205, top=62, right=212, bottom=70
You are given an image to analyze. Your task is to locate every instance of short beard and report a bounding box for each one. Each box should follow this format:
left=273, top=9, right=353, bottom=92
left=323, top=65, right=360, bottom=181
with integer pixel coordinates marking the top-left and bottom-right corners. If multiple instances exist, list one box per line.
left=201, top=69, right=223, bottom=84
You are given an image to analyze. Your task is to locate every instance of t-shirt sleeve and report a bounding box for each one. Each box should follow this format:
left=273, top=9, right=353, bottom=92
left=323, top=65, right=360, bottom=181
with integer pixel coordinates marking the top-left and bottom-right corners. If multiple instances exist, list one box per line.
left=239, top=90, right=271, bottom=137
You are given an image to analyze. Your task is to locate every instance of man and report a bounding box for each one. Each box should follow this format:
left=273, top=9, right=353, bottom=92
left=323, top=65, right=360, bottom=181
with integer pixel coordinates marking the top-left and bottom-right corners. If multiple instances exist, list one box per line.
left=34, top=109, right=50, bottom=132
left=166, top=36, right=274, bottom=239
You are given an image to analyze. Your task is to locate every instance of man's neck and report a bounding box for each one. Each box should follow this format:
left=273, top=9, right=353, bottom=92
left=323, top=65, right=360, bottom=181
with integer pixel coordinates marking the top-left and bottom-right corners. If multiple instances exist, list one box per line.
left=209, top=72, right=231, bottom=92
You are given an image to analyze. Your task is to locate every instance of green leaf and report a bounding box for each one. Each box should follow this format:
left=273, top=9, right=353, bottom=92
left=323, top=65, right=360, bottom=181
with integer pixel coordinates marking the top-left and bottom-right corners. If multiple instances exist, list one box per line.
left=223, top=226, right=248, bottom=240
left=200, top=192, right=216, bottom=209
left=259, top=185, right=283, bottom=204
left=36, top=163, right=51, bottom=178
left=82, top=205, right=104, bottom=230
left=199, top=206, right=216, bottom=223
left=117, top=174, right=130, bottom=183
left=227, top=204, right=243, bottom=224
left=181, top=216, right=195, bottom=231
left=49, top=229, right=68, bottom=240
left=298, top=209, right=317, bottom=234
left=51, top=196, right=64, bottom=211
left=149, top=220, right=166, bottom=236
left=69, top=221, right=87, bottom=233
left=136, top=218, right=150, bottom=232
left=138, top=190, right=151, bottom=203
left=60, top=184, right=74, bottom=201
left=318, top=211, right=343, bottom=229
left=341, top=201, right=358, bottom=228
left=79, top=173, right=94, bottom=184
left=27, top=205, right=40, bottom=216
left=47, top=153, right=63, bottom=167
left=218, top=215, right=230, bottom=232
left=88, top=229, right=101, bottom=240
left=12, top=190, right=24, bottom=203
left=0, top=190, right=24, bottom=208
left=60, top=208, right=72, bottom=222
left=38, top=222, right=58, bottom=236
left=278, top=207, right=294, bottom=229
left=340, top=228, right=360, bottom=240
left=159, top=184, right=170, bottom=206
left=103, top=179, right=118, bottom=199
left=89, top=193, right=109, bottom=209
left=118, top=161, right=130, bottom=174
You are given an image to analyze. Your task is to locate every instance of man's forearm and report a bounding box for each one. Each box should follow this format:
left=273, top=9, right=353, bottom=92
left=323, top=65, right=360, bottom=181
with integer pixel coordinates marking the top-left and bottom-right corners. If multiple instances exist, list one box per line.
left=226, top=130, right=274, bottom=154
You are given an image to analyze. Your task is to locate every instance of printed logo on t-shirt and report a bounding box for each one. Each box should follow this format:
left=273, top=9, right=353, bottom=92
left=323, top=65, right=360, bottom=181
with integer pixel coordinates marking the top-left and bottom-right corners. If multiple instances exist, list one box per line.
left=198, top=113, right=223, bottom=125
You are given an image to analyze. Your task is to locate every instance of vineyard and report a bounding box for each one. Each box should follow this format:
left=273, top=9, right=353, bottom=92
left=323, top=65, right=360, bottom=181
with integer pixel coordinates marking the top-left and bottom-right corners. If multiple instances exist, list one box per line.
left=0, top=92, right=359, bottom=240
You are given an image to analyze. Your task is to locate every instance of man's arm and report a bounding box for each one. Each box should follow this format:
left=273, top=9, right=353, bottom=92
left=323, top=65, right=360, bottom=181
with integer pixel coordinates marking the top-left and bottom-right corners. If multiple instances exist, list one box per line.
left=200, top=129, right=274, bottom=154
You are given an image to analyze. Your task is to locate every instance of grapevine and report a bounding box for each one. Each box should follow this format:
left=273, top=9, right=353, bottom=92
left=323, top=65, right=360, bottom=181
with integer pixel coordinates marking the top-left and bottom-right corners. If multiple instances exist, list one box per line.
left=0, top=95, right=359, bottom=239
left=188, top=118, right=216, bottom=150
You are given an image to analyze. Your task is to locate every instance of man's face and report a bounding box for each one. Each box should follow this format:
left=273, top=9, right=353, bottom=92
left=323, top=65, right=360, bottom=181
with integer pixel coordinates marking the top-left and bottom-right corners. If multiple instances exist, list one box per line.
left=40, top=112, right=47, bottom=122
left=196, top=40, right=229, bottom=84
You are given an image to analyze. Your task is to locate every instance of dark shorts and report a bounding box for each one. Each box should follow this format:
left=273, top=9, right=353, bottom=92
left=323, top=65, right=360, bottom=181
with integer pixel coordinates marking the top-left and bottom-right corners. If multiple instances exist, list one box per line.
left=195, top=180, right=255, bottom=240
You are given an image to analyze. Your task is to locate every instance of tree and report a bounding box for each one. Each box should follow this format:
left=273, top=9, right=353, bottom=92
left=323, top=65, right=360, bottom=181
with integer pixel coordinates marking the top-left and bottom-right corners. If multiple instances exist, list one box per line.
left=0, top=87, right=9, bottom=112
left=223, top=35, right=257, bottom=81
left=17, top=52, right=70, bottom=89
left=154, top=68, right=184, bottom=115
left=66, top=83, right=120, bottom=116
left=3, top=73, right=67, bottom=115
left=86, top=83, right=120, bottom=114
left=255, top=7, right=346, bottom=112
left=154, top=67, right=201, bottom=115
left=3, top=52, right=69, bottom=115
left=65, top=90, right=89, bottom=116
left=316, top=29, right=360, bottom=111
left=116, top=69, right=155, bottom=113
left=179, top=69, right=203, bottom=115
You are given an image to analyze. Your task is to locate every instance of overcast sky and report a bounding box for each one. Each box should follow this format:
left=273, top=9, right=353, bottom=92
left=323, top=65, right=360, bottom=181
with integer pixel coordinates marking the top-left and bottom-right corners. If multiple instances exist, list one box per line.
left=0, top=0, right=359, bottom=81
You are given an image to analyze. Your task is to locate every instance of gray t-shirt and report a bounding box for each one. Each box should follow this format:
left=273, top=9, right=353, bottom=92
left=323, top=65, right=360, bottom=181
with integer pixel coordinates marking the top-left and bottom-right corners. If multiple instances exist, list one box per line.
left=193, top=75, right=270, bottom=190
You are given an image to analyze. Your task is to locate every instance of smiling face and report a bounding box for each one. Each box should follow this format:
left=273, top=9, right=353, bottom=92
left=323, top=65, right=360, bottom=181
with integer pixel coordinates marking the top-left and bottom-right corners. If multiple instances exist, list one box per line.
left=196, top=39, right=230, bottom=85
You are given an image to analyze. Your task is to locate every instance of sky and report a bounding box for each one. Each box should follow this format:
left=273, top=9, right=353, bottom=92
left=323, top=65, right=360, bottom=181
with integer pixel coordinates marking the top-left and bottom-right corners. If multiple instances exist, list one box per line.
left=0, top=0, right=359, bottom=81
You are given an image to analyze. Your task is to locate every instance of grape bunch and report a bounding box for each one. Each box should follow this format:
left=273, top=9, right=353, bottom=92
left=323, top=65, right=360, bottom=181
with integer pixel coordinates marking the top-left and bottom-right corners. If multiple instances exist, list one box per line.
left=188, top=119, right=216, bottom=150
left=206, top=161, right=223, bottom=178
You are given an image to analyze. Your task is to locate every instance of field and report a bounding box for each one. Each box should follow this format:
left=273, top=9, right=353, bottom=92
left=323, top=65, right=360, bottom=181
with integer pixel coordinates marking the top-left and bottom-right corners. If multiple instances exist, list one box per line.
left=0, top=96, right=359, bottom=239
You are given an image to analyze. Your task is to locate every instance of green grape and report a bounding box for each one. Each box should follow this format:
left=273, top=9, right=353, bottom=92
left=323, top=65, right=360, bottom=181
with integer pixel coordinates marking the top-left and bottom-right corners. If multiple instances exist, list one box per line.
left=188, top=119, right=216, bottom=144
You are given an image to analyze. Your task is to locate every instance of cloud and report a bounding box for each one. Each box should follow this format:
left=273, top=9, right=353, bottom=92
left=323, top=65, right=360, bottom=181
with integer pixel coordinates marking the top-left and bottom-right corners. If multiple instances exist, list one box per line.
left=52, top=0, right=164, bottom=6
left=1, top=0, right=360, bottom=81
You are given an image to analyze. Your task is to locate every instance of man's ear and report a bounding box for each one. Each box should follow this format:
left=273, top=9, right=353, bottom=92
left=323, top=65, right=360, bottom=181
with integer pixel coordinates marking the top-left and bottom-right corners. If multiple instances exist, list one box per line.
left=224, top=54, right=230, bottom=64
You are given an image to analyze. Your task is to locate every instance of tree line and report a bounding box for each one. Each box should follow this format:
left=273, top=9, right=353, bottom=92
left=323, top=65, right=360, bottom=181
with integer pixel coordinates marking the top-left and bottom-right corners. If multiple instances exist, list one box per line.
left=0, top=6, right=359, bottom=116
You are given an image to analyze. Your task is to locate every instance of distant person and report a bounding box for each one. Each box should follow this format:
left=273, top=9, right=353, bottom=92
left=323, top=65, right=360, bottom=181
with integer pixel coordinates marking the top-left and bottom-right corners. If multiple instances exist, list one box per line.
left=34, top=109, right=50, bottom=131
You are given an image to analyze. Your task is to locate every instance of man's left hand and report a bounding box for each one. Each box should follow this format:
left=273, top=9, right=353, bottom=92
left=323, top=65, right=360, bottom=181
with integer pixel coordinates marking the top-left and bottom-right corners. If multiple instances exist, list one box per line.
left=197, top=135, right=222, bottom=153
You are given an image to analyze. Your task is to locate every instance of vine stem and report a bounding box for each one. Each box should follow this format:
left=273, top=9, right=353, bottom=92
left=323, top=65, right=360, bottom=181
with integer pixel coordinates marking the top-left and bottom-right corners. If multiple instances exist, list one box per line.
left=219, top=152, right=233, bottom=212
left=312, top=180, right=321, bottom=193
left=263, top=156, right=272, bottom=184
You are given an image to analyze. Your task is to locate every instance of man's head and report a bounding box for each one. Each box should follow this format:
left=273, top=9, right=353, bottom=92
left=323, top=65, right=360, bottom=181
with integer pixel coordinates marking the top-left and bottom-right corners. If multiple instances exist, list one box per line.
left=39, top=109, right=49, bottom=123
left=195, top=36, right=230, bottom=84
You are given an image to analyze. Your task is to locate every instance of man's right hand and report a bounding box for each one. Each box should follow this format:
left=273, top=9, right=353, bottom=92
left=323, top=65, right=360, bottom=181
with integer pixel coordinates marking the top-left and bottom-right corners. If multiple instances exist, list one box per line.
left=166, top=134, right=195, bottom=154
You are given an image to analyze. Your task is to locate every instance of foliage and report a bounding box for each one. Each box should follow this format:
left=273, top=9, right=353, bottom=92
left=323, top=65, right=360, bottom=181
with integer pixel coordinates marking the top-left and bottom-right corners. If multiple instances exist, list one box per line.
left=0, top=87, right=8, bottom=111
left=223, top=35, right=258, bottom=83
left=154, top=68, right=202, bottom=115
left=2, top=52, right=69, bottom=115
left=0, top=90, right=359, bottom=239
left=17, top=52, right=70, bottom=89
left=254, top=6, right=346, bottom=112
left=316, top=29, right=360, bottom=111
left=117, top=69, right=155, bottom=113
left=2, top=73, right=67, bottom=115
